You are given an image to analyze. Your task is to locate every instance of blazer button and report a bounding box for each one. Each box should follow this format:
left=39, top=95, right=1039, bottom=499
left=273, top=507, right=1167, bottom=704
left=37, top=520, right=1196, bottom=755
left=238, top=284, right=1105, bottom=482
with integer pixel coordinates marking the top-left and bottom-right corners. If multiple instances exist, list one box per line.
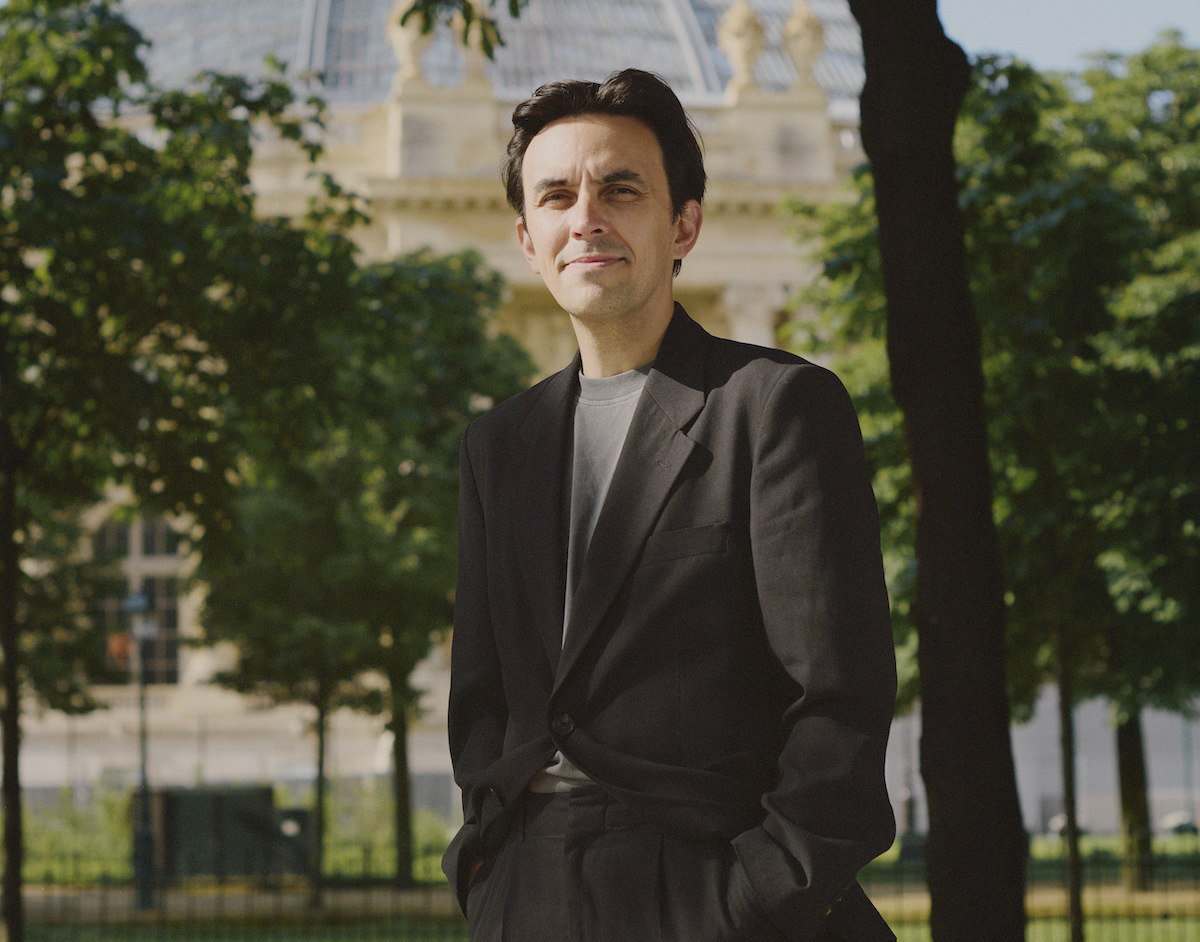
left=552, top=713, right=575, bottom=736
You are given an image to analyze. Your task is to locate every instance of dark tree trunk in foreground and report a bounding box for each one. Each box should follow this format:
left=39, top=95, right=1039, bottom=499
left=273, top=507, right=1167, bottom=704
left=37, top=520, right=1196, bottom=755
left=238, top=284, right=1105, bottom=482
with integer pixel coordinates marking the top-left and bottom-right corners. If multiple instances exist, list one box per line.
left=1, top=458, right=26, bottom=942
left=310, top=696, right=329, bottom=910
left=1116, top=710, right=1153, bottom=892
left=847, top=2, right=1028, bottom=938
left=390, top=685, right=414, bottom=887
left=1056, top=635, right=1084, bottom=942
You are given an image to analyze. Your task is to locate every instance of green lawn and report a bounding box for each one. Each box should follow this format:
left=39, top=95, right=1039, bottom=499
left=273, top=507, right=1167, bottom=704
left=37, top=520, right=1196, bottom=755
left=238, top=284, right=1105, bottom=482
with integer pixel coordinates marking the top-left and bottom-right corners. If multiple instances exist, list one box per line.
left=26, top=916, right=1200, bottom=942
left=893, top=917, right=1200, bottom=942
left=28, top=916, right=469, bottom=942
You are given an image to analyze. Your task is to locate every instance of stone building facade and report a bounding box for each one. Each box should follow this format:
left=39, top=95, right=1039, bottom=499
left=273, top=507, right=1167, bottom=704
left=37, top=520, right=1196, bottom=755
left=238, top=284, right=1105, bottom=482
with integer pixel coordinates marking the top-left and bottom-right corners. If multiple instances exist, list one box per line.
left=26, top=0, right=1196, bottom=839
left=25, top=0, right=867, bottom=828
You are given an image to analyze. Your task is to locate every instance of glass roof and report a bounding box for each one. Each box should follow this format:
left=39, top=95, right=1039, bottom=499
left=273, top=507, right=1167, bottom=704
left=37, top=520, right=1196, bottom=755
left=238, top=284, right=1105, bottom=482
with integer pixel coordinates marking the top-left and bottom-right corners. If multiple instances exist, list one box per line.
left=120, top=0, right=862, bottom=111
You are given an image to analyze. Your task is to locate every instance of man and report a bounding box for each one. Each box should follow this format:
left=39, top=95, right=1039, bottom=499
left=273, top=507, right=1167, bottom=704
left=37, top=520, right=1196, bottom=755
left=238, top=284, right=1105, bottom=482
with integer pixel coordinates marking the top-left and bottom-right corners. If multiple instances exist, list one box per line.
left=443, top=69, right=897, bottom=942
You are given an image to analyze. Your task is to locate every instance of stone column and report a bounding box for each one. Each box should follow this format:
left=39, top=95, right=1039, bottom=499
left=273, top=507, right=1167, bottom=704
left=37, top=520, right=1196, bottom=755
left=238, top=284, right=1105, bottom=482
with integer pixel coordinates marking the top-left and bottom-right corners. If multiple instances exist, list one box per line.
left=385, top=0, right=433, bottom=179
left=722, top=283, right=788, bottom=349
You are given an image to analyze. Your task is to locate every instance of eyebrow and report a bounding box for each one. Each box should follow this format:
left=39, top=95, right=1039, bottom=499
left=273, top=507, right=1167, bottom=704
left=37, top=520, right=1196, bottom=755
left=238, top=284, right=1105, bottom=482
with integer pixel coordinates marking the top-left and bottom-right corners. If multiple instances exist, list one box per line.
left=531, top=169, right=649, bottom=198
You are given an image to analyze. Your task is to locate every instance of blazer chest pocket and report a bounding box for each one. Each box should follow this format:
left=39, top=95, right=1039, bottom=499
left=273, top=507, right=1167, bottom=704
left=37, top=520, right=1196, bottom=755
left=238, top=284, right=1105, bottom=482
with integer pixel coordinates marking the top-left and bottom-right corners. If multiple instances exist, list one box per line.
left=641, top=523, right=728, bottom=564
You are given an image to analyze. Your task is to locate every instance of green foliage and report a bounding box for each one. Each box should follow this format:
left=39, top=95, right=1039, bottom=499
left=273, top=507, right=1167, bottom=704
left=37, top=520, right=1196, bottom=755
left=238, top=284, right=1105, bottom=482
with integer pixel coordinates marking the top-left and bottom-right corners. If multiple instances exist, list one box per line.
left=16, top=508, right=128, bottom=715
left=789, top=34, right=1200, bottom=719
left=194, top=245, right=529, bottom=882
left=23, top=787, right=133, bottom=884
left=3, top=0, right=368, bottom=921
left=20, top=779, right=455, bottom=885
left=411, top=810, right=453, bottom=883
left=787, top=179, right=919, bottom=708
left=1, top=0, right=364, bottom=718
left=399, top=0, right=525, bottom=59
left=320, top=780, right=453, bottom=882
left=2, top=0, right=530, bottom=904
left=197, top=245, right=530, bottom=725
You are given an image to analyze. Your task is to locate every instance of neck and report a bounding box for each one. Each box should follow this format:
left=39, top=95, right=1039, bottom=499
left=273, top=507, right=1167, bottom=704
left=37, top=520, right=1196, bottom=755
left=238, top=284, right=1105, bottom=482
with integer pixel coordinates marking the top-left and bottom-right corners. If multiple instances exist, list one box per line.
left=571, top=300, right=675, bottom=378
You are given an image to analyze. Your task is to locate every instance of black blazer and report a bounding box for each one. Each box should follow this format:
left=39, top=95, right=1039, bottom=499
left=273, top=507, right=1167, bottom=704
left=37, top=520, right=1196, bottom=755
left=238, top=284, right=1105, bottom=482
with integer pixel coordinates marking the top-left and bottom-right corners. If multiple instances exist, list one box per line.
left=444, top=306, right=897, bottom=941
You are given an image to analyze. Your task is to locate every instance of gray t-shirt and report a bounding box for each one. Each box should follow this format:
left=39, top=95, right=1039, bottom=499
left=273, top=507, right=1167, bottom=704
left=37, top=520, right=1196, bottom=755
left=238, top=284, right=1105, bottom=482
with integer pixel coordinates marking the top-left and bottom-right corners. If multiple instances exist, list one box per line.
left=530, top=365, right=648, bottom=793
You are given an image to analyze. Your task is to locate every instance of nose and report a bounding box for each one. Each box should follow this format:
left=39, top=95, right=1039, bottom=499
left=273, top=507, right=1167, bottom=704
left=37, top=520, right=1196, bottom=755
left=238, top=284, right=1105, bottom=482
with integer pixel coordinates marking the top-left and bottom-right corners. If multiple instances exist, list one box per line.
left=570, top=189, right=608, bottom=239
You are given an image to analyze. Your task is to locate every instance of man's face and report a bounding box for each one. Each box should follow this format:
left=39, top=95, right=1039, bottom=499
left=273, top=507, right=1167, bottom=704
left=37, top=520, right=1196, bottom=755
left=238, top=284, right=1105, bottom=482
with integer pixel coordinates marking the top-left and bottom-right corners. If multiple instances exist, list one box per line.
left=516, top=113, right=701, bottom=328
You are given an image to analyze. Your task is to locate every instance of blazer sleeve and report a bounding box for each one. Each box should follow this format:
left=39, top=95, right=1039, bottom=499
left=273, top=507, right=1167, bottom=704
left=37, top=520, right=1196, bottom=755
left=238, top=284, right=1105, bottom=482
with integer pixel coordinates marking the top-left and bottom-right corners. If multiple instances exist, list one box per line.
left=729, top=363, right=897, bottom=942
left=441, top=424, right=509, bottom=910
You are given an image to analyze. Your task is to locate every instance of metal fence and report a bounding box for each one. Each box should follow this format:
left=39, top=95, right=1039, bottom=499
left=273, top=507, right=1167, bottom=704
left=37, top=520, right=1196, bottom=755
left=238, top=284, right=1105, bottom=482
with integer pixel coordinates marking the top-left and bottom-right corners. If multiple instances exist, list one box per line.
left=27, top=880, right=468, bottom=941
left=22, top=854, right=1200, bottom=941
left=868, top=855, right=1200, bottom=942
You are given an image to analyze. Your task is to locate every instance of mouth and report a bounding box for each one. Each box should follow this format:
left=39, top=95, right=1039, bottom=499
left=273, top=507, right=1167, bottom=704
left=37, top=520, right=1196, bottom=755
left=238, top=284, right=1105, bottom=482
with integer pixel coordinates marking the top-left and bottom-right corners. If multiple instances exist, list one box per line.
left=563, top=254, right=625, bottom=270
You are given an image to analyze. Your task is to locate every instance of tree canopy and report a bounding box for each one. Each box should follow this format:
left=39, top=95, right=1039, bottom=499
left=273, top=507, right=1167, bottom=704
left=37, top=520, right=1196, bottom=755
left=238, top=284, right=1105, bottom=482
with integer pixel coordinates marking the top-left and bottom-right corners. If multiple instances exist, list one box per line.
left=2, top=0, right=356, bottom=932
left=790, top=32, right=1200, bottom=722
left=792, top=37, right=1199, bottom=918
left=0, top=4, right=359, bottom=671
left=198, top=250, right=530, bottom=888
left=1, top=0, right=530, bottom=929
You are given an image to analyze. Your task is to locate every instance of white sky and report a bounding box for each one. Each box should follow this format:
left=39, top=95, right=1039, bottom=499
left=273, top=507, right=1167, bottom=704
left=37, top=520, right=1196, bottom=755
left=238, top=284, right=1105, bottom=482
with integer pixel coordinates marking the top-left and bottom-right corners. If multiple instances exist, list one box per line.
left=936, top=0, right=1199, bottom=72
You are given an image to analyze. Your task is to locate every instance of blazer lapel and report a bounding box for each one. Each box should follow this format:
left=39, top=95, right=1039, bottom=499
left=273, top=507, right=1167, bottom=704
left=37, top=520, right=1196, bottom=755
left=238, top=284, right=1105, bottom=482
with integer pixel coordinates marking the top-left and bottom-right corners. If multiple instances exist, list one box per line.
left=512, top=357, right=579, bottom=669
left=555, top=307, right=708, bottom=686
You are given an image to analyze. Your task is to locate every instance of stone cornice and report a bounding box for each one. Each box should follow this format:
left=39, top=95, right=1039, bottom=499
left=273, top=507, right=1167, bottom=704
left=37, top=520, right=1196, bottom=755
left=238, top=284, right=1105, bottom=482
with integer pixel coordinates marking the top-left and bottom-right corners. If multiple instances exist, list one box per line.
left=703, top=181, right=839, bottom=216
left=363, top=177, right=839, bottom=218
left=364, top=177, right=509, bottom=213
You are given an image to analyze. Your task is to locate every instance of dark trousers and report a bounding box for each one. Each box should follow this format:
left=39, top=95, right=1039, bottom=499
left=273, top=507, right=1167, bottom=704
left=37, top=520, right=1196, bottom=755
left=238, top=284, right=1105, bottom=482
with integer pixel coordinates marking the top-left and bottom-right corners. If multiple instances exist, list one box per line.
left=465, top=786, right=784, bottom=942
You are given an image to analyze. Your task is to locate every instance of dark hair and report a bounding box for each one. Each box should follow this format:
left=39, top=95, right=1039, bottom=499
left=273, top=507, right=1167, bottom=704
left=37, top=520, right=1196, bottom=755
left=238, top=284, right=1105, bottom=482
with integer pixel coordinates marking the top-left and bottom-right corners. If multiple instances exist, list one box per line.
left=502, top=69, right=706, bottom=223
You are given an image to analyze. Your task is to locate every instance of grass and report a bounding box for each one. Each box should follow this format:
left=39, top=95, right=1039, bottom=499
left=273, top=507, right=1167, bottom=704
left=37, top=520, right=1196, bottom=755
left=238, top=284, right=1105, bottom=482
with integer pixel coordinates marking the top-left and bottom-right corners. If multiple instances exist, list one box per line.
left=892, top=918, right=1200, bottom=942
left=24, top=915, right=1200, bottom=942
left=27, top=917, right=469, bottom=942
left=22, top=782, right=453, bottom=886
left=22, top=787, right=1200, bottom=940
left=1028, top=832, right=1200, bottom=863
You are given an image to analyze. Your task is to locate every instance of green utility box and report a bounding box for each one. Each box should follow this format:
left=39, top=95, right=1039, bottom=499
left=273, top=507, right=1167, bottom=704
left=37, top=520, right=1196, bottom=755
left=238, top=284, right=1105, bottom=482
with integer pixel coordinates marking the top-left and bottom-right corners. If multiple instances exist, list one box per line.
left=138, top=786, right=311, bottom=884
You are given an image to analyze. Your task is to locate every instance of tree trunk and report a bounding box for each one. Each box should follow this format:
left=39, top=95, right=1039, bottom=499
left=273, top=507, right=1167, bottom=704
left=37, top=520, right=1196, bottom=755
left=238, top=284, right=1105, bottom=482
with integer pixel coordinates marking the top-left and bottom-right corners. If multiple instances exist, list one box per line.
left=389, top=684, right=414, bottom=887
left=1056, top=636, right=1084, bottom=942
left=310, top=696, right=328, bottom=910
left=1116, top=710, right=1153, bottom=892
left=0, top=457, right=25, bottom=942
left=847, top=2, right=1028, bottom=939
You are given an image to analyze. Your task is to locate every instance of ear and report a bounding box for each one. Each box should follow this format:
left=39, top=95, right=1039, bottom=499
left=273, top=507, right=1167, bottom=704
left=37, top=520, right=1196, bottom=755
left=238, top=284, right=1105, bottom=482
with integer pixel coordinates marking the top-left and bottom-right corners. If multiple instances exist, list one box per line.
left=516, top=215, right=541, bottom=274
left=672, top=200, right=703, bottom=262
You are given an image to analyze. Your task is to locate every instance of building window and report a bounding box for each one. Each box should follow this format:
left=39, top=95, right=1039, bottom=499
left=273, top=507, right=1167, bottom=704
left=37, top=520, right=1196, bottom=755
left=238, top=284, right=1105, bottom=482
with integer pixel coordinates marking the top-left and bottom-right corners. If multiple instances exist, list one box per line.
left=98, top=580, right=133, bottom=671
left=142, top=517, right=183, bottom=557
left=95, top=513, right=183, bottom=685
left=94, top=520, right=130, bottom=558
left=138, top=577, right=180, bottom=685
